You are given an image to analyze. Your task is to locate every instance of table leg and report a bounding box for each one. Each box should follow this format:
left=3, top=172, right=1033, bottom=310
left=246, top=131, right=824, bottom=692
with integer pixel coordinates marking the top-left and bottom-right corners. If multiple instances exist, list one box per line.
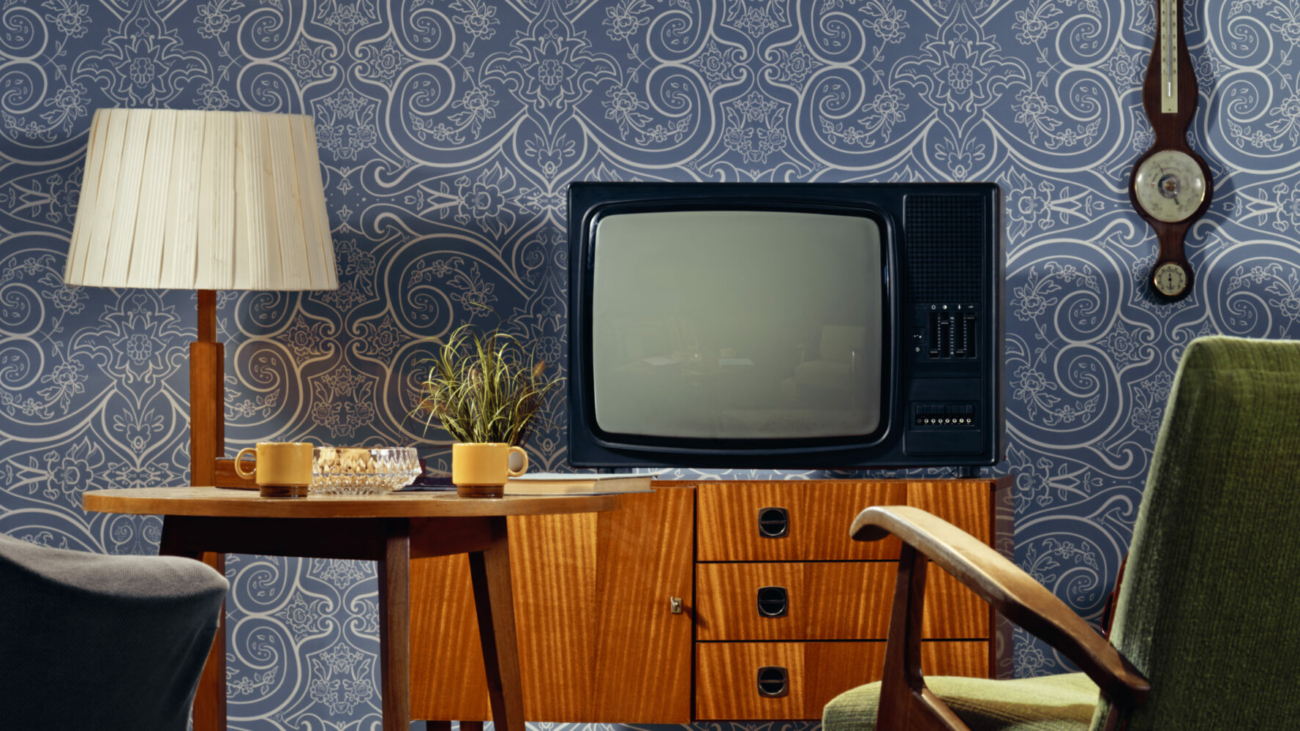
left=378, top=519, right=412, bottom=731
left=159, top=519, right=227, bottom=731
left=468, top=516, right=525, bottom=731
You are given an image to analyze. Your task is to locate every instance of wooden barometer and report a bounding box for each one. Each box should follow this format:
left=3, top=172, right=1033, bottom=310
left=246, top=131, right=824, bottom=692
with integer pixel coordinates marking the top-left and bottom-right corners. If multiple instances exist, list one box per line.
left=1130, top=0, right=1213, bottom=302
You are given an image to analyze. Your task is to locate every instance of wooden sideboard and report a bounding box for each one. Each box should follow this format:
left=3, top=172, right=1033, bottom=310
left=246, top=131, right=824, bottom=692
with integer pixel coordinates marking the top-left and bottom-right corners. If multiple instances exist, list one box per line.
left=411, top=478, right=1013, bottom=724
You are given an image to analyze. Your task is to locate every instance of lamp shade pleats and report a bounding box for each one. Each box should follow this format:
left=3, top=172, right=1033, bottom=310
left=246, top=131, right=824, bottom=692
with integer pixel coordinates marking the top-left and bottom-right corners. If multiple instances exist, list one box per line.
left=65, top=108, right=338, bottom=291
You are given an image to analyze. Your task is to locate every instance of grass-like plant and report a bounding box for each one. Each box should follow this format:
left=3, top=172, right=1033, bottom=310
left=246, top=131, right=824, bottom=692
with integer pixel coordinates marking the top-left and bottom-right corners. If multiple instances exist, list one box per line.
left=414, top=322, right=563, bottom=446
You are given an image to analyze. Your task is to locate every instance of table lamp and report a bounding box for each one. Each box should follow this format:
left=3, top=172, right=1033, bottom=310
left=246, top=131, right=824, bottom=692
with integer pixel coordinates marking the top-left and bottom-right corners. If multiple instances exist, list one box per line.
left=65, top=108, right=338, bottom=489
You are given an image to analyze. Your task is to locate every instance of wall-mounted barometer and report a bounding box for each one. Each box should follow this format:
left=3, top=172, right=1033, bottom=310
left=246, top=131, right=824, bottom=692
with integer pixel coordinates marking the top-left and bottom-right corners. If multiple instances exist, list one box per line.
left=1129, top=0, right=1214, bottom=302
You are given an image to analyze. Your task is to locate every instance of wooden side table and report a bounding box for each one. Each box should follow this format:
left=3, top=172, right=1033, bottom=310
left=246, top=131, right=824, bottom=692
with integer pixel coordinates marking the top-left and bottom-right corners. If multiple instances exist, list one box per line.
left=83, top=487, right=621, bottom=731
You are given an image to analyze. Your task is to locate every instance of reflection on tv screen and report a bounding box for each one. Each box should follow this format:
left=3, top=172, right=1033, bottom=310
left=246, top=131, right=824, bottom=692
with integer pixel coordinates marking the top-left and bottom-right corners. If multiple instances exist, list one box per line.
left=591, top=210, right=882, bottom=440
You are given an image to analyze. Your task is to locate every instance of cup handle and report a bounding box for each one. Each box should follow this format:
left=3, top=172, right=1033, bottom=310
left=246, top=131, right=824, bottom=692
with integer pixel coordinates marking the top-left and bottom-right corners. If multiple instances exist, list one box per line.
left=507, top=446, right=528, bottom=478
left=235, top=447, right=257, bottom=480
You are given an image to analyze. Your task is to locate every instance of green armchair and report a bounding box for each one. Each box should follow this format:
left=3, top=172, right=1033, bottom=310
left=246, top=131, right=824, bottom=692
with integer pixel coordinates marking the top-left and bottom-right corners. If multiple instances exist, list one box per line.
left=824, top=336, right=1300, bottom=730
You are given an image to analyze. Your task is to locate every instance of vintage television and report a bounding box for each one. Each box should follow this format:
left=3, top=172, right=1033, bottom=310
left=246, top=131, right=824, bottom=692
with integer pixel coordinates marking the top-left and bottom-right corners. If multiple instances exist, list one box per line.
left=567, top=182, right=1004, bottom=469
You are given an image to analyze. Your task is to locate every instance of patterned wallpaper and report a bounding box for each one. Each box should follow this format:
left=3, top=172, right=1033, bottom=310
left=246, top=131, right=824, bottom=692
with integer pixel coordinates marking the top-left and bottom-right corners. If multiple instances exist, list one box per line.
left=1, top=0, right=1298, bottom=727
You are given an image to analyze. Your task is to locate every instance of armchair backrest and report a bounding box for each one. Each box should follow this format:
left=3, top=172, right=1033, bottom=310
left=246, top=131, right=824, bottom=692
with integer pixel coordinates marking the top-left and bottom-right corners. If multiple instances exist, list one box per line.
left=0, top=533, right=227, bottom=729
left=1097, top=336, right=1300, bottom=730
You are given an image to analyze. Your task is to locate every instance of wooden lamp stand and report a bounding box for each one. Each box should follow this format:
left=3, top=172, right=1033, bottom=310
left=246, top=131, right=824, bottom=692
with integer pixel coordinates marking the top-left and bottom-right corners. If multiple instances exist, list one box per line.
left=191, top=290, right=222, bottom=487
left=191, top=290, right=257, bottom=490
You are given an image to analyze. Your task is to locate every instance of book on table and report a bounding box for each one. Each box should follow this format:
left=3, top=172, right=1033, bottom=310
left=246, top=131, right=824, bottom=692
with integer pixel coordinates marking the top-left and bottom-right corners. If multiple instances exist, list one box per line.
left=503, top=471, right=666, bottom=495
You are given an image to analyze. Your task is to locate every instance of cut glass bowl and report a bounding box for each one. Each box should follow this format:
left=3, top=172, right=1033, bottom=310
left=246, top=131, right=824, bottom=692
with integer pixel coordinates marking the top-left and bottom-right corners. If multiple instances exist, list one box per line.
left=311, top=447, right=422, bottom=495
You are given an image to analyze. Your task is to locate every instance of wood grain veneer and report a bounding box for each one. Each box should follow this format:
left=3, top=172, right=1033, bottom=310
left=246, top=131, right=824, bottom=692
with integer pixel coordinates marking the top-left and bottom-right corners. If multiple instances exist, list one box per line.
left=189, top=294, right=222, bottom=491
left=409, top=479, right=1005, bottom=725
left=906, top=481, right=992, bottom=544
left=511, top=511, right=597, bottom=720
left=697, top=481, right=907, bottom=561
left=410, top=486, right=694, bottom=724
left=694, top=641, right=988, bottom=720
left=906, top=480, right=1001, bottom=649
left=83, top=487, right=619, bottom=518
left=696, top=562, right=986, bottom=641
left=411, top=553, right=491, bottom=721
left=922, top=568, right=988, bottom=640
left=592, top=487, right=694, bottom=721
left=696, top=562, right=888, bottom=641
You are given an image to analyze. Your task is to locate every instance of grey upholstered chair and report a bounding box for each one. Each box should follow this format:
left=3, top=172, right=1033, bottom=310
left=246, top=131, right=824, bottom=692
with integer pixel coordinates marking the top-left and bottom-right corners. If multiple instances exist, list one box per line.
left=0, top=532, right=228, bottom=729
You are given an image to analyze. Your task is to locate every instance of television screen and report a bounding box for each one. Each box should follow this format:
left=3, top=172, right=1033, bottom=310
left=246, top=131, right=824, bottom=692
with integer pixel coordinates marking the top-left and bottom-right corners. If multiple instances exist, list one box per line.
left=590, top=209, right=883, bottom=441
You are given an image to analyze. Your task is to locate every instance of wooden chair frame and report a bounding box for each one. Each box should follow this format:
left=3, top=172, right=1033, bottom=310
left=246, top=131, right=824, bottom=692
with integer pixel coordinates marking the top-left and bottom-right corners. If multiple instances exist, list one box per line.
left=852, top=506, right=1151, bottom=731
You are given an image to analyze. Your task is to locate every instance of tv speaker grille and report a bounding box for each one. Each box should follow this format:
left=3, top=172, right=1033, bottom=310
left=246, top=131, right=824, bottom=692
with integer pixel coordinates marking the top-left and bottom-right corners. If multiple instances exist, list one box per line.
left=905, top=195, right=985, bottom=303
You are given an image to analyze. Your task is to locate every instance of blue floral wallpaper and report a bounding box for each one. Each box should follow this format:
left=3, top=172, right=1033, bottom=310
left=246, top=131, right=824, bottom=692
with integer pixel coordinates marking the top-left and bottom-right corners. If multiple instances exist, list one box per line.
left=1, top=0, right=1297, bottom=727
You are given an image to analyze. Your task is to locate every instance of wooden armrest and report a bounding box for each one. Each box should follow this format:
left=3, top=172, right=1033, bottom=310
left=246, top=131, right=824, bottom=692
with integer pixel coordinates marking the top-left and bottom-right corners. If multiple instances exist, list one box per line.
left=852, top=505, right=1150, bottom=709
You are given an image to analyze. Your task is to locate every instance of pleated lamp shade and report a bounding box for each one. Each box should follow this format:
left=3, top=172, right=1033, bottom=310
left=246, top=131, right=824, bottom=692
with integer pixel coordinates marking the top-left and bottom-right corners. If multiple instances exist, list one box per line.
left=64, top=108, right=338, bottom=291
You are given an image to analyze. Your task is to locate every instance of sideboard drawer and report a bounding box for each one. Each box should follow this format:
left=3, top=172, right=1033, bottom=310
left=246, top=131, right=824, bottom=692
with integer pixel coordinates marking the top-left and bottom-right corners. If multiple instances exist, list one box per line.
left=696, top=562, right=988, bottom=641
left=697, top=482, right=908, bottom=561
left=696, top=562, right=889, bottom=640
left=906, top=480, right=994, bottom=545
left=694, top=641, right=989, bottom=720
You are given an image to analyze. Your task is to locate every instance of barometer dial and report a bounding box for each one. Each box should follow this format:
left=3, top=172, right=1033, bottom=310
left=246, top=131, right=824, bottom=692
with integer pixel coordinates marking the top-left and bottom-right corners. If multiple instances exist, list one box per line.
left=1133, top=150, right=1207, bottom=223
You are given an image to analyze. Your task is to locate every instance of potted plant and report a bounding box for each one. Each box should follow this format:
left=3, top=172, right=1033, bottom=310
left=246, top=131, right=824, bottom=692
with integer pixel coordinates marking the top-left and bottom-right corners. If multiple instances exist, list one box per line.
left=415, top=323, right=563, bottom=498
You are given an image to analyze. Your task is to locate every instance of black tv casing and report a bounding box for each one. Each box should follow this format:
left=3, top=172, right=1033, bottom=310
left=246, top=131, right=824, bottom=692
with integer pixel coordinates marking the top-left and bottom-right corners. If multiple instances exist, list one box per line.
left=567, top=182, right=1005, bottom=469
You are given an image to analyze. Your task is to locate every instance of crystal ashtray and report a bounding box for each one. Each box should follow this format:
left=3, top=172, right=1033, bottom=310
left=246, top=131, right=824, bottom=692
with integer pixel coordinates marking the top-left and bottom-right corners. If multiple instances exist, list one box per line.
left=311, top=447, right=422, bottom=495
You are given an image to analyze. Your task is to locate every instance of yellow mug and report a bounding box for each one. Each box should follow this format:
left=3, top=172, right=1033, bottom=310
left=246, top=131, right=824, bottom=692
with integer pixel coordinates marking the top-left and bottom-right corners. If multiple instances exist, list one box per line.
left=235, top=442, right=314, bottom=498
left=452, top=443, right=528, bottom=498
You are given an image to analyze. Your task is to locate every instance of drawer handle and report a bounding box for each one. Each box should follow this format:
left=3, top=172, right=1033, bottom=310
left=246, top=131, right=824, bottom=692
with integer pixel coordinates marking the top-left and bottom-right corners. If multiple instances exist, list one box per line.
left=756, top=586, right=788, bottom=618
left=757, top=666, right=789, bottom=698
left=757, top=507, right=789, bottom=538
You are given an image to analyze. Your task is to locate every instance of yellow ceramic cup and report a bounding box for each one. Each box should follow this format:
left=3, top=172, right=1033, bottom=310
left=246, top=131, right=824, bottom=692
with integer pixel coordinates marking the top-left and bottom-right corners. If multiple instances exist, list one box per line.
left=452, top=443, right=528, bottom=498
left=235, top=442, right=314, bottom=498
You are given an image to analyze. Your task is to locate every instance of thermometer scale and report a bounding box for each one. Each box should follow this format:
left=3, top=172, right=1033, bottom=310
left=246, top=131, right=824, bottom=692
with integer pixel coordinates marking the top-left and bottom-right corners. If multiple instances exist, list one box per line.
left=1129, top=0, right=1213, bottom=301
left=1160, top=0, right=1177, bottom=113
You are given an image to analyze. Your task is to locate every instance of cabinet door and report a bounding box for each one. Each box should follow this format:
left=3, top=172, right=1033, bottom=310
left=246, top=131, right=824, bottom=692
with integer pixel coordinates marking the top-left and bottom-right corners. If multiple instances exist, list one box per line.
left=410, top=485, right=695, bottom=723
left=593, top=486, right=695, bottom=721
left=409, top=513, right=599, bottom=722
left=512, top=511, right=599, bottom=720
left=411, top=551, right=490, bottom=721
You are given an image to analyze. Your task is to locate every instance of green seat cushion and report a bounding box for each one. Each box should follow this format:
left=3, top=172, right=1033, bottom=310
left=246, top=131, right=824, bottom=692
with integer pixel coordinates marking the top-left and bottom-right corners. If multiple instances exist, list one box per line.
left=823, top=672, right=1100, bottom=731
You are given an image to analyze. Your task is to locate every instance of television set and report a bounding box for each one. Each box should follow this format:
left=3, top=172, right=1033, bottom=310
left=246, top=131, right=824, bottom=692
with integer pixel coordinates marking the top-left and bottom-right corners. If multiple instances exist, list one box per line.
left=567, top=182, right=1004, bottom=469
